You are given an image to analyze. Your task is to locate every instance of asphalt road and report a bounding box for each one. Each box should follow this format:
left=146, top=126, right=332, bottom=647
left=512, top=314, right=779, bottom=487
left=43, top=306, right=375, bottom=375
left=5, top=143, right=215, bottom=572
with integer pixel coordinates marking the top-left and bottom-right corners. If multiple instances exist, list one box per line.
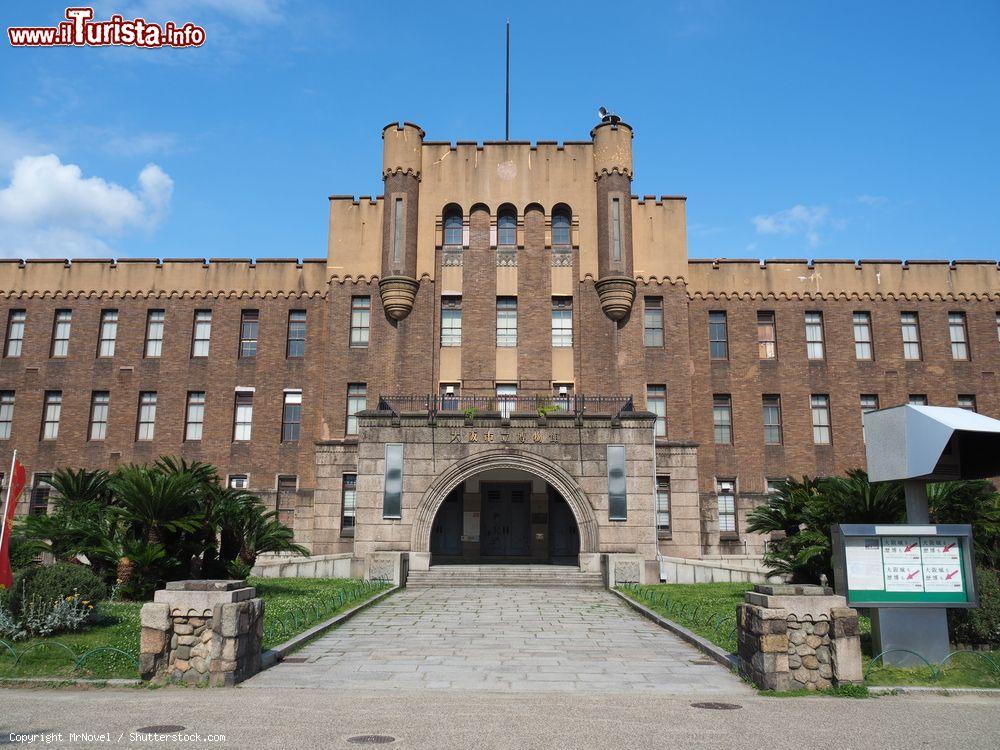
left=1, top=687, right=997, bottom=750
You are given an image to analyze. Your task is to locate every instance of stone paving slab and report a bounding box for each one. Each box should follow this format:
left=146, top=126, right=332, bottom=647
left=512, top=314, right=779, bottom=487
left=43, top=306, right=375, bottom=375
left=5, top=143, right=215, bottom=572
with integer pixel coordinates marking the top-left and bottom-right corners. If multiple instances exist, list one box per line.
left=244, top=585, right=750, bottom=694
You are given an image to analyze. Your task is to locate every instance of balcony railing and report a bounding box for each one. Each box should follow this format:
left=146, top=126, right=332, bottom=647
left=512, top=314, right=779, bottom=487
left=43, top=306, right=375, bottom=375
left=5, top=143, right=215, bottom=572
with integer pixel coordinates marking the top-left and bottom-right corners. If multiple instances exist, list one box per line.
left=376, top=394, right=634, bottom=419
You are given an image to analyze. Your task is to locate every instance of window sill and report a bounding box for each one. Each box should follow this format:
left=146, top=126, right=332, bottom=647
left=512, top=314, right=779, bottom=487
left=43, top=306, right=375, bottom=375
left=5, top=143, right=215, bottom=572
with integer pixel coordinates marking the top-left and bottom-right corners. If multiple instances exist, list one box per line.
left=340, top=528, right=355, bottom=538
left=719, top=534, right=740, bottom=541
left=657, top=531, right=672, bottom=540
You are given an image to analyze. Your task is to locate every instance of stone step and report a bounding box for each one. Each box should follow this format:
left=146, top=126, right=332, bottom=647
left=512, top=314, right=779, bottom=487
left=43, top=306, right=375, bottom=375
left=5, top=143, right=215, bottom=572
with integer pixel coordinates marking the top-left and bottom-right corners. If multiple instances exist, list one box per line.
left=406, top=565, right=605, bottom=589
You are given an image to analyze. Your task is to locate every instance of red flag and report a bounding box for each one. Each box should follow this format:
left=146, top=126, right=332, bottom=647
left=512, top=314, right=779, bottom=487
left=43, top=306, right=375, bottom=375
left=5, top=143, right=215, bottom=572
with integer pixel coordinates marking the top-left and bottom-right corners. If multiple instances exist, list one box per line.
left=0, top=456, right=27, bottom=589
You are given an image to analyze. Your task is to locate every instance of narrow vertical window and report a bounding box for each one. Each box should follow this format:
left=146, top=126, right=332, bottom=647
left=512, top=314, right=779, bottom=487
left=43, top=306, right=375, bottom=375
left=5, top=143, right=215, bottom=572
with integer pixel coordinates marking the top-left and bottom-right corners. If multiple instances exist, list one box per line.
left=439, top=383, right=460, bottom=410
left=716, top=479, right=737, bottom=536
left=50, top=310, right=72, bottom=358
left=860, top=394, right=879, bottom=442
left=383, top=443, right=403, bottom=519
left=496, top=297, right=517, bottom=347
left=350, top=296, right=370, bottom=347
left=443, top=208, right=463, bottom=246
left=392, top=196, right=405, bottom=263
left=551, top=297, right=573, bottom=347
left=232, top=391, right=253, bottom=441
left=286, top=310, right=306, bottom=358
left=644, top=297, right=664, bottom=347
left=496, top=384, right=517, bottom=419
left=185, top=391, right=205, bottom=441
left=811, top=394, right=831, bottom=444
left=762, top=395, right=782, bottom=445
left=341, top=473, right=357, bottom=535
left=805, top=311, right=825, bottom=359
left=441, top=296, right=462, bottom=346
left=136, top=391, right=157, bottom=441
left=713, top=395, right=733, bottom=444
left=4, top=309, right=26, bottom=358
left=144, top=309, right=165, bottom=358
left=41, top=391, right=62, bottom=440
left=282, top=390, right=302, bottom=442
left=276, top=475, right=298, bottom=526
left=957, top=395, right=977, bottom=411
left=30, top=474, right=53, bottom=516
left=607, top=444, right=627, bottom=521
left=88, top=391, right=109, bottom=441
left=192, top=310, right=212, bottom=357
left=948, top=312, right=969, bottom=360
left=656, top=477, right=671, bottom=536
left=0, top=391, right=14, bottom=440
left=901, top=312, right=922, bottom=360
left=551, top=206, right=572, bottom=247
left=98, top=309, right=118, bottom=357
left=610, top=197, right=622, bottom=261
left=346, top=383, right=367, bottom=435
left=553, top=383, right=573, bottom=411
left=708, top=311, right=728, bottom=359
left=498, top=208, right=516, bottom=246
left=853, top=312, right=873, bottom=360
left=757, top=311, right=776, bottom=359
left=239, top=310, right=259, bottom=358
left=908, top=394, right=928, bottom=406
left=647, top=385, right=666, bottom=437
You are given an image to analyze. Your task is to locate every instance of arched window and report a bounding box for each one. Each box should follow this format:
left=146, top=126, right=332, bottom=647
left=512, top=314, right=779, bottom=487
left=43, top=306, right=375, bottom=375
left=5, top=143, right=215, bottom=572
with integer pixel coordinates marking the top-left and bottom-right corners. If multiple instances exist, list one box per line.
left=497, top=207, right=517, bottom=247
left=552, top=206, right=572, bottom=247
left=443, top=207, right=463, bottom=246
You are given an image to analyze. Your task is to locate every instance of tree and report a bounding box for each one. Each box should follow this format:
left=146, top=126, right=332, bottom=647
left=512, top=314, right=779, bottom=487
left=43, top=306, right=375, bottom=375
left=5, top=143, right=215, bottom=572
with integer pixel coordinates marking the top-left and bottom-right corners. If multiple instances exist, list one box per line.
left=109, top=465, right=204, bottom=546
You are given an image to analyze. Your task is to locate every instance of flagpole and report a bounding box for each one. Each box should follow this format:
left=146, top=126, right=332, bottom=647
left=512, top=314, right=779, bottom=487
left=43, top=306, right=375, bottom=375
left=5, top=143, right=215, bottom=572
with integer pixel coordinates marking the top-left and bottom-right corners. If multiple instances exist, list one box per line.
left=0, top=449, right=16, bottom=546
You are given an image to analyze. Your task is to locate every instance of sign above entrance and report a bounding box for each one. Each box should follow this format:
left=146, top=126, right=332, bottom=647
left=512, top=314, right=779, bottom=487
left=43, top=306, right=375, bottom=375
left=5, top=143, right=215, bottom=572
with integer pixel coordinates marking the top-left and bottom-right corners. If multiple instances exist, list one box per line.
left=450, top=429, right=560, bottom=445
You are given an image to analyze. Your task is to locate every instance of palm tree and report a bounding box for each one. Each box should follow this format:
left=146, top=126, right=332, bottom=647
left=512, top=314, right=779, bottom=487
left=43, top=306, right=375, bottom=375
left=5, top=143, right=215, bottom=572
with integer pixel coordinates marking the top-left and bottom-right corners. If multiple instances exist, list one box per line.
left=211, top=489, right=307, bottom=572
left=929, top=480, right=1000, bottom=569
left=109, top=465, right=204, bottom=546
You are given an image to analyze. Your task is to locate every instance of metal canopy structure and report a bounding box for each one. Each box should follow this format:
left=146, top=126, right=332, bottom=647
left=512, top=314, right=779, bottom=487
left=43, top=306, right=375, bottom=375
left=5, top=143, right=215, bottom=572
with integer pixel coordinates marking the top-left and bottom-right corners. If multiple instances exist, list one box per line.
left=864, top=404, right=1000, bottom=483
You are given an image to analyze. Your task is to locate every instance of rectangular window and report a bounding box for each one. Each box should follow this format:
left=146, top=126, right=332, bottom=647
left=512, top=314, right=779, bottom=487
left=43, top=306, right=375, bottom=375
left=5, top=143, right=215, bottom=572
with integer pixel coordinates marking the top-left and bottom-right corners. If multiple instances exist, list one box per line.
left=611, top=197, right=622, bottom=261
left=350, top=296, right=370, bottom=347
left=41, top=391, right=61, bottom=440
left=228, top=474, right=249, bottom=490
left=656, top=477, right=671, bottom=536
left=88, top=391, right=109, bottom=441
left=276, top=475, right=297, bottom=526
left=392, top=197, right=404, bottom=263
left=708, top=311, right=728, bottom=360
left=136, top=391, right=157, bottom=441
left=901, top=312, right=922, bottom=360
left=286, top=310, right=307, bottom=358
left=282, top=390, right=302, bottom=442
left=647, top=385, right=666, bottom=438
left=909, top=394, right=928, bottom=406
left=766, top=479, right=783, bottom=495
left=949, top=312, right=970, bottom=360
left=853, top=312, right=873, bottom=360
left=713, top=395, right=733, bottom=444
left=346, top=383, right=366, bottom=435
left=762, top=395, right=782, bottom=445
left=496, top=384, right=517, bottom=419
left=644, top=297, right=664, bottom=347
left=191, top=310, right=212, bottom=357
left=5, top=309, right=26, bottom=358
left=30, top=474, right=53, bottom=516
left=958, top=394, right=977, bottom=411
left=757, top=311, right=776, bottom=359
left=441, top=296, right=462, bottom=347
left=805, top=311, right=825, bottom=360
left=0, top=391, right=14, bottom=440
left=860, top=394, right=879, bottom=442
left=552, top=297, right=573, bottom=347
left=50, top=310, right=72, bottom=358
left=185, top=391, right=205, bottom=441
left=341, top=474, right=357, bottom=536
left=607, top=444, right=627, bottom=521
left=496, top=297, right=517, bottom=348
left=439, top=383, right=460, bottom=410
left=232, top=391, right=253, bottom=441
left=811, top=394, right=831, bottom=444
left=383, top=443, right=403, bottom=519
left=716, top=479, right=737, bottom=536
left=239, top=310, right=259, bottom=358
left=98, top=309, right=118, bottom=357
left=144, top=309, right=165, bottom=358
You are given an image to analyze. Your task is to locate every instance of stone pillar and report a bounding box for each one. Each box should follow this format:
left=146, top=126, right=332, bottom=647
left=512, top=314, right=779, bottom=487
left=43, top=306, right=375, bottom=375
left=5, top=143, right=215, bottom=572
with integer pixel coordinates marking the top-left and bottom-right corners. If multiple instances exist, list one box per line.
left=378, top=122, right=423, bottom=322
left=737, top=584, right=862, bottom=691
left=139, top=580, right=263, bottom=687
left=591, top=117, right=635, bottom=321
left=605, top=553, right=646, bottom=587
left=364, top=551, right=407, bottom=586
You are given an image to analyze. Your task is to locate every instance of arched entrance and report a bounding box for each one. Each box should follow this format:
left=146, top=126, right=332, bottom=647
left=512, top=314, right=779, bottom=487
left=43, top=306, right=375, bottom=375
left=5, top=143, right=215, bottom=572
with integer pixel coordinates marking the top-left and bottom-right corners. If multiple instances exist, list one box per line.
left=412, top=449, right=598, bottom=564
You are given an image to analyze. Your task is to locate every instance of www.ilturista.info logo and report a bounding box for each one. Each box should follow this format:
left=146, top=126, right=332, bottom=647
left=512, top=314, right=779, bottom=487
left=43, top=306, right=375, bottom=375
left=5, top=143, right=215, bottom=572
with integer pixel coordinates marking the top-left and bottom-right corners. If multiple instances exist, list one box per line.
left=8, top=7, right=206, bottom=48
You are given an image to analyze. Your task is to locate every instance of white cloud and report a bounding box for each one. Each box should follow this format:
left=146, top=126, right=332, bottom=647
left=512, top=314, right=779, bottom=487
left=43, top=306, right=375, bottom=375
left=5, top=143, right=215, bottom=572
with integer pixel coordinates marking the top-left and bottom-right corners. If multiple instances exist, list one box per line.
left=752, top=204, right=832, bottom=248
left=857, top=194, right=888, bottom=207
left=0, top=155, right=173, bottom=258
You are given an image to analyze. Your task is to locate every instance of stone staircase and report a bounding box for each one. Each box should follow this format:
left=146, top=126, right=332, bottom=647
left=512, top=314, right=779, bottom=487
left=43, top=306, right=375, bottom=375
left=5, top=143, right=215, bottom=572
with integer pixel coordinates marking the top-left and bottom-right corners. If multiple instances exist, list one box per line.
left=406, top=564, right=605, bottom=589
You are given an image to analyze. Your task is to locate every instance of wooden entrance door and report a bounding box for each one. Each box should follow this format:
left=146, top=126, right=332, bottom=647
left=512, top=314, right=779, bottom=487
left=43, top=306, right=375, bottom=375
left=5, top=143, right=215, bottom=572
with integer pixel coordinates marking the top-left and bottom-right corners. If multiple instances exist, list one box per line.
left=480, top=482, right=531, bottom=557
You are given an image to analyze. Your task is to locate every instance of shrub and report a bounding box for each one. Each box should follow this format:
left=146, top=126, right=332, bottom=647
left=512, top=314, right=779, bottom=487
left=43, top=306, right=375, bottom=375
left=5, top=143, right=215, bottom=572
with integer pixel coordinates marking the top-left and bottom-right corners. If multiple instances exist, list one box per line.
left=949, top=566, right=1000, bottom=647
left=8, top=535, right=39, bottom=572
left=7, top=563, right=108, bottom=616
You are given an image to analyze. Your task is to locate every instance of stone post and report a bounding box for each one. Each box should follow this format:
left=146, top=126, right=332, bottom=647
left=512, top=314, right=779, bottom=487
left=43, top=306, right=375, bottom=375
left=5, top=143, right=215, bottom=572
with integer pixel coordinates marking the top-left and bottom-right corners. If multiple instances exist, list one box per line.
left=364, top=551, right=407, bottom=586
left=140, top=579, right=264, bottom=687
left=737, top=583, right=863, bottom=691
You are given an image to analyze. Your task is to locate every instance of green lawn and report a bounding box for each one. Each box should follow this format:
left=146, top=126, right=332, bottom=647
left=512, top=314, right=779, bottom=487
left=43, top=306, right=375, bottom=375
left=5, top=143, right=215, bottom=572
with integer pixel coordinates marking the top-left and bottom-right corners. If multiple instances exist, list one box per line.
left=0, top=577, right=390, bottom=681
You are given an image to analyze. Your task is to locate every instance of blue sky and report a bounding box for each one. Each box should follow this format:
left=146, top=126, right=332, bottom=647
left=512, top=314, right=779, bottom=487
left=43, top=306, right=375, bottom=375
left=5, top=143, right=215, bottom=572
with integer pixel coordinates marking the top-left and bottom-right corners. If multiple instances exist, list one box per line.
left=1, top=0, right=998, bottom=262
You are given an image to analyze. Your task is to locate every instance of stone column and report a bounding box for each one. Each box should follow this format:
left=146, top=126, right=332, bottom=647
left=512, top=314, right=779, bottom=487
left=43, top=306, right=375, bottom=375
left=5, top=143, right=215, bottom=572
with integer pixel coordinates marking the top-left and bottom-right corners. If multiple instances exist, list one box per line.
left=140, top=579, right=264, bottom=687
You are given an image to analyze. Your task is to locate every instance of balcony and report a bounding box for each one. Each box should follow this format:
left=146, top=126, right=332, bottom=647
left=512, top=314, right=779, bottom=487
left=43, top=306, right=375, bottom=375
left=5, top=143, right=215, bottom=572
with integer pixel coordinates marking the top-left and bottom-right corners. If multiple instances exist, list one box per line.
left=376, top=394, right=634, bottom=420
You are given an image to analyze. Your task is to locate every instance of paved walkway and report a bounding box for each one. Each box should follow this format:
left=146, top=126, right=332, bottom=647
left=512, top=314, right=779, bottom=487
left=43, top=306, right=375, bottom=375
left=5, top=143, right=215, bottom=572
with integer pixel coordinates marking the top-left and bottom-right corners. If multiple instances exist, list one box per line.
left=244, top=586, right=749, bottom=694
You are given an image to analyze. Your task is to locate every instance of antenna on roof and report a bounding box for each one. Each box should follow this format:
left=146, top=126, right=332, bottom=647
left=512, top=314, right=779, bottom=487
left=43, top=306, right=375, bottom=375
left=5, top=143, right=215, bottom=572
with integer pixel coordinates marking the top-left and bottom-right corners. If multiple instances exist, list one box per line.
left=505, top=20, right=511, bottom=141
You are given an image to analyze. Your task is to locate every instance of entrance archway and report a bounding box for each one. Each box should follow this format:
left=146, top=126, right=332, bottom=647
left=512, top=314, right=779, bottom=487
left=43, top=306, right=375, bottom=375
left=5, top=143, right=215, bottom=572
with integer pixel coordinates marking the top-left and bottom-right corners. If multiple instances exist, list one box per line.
left=411, top=449, right=598, bottom=557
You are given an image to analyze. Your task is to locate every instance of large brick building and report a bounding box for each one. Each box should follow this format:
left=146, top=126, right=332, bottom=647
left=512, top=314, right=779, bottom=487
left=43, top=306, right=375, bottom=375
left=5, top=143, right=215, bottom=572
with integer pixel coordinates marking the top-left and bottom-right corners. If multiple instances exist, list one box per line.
left=1, top=115, right=997, bottom=579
